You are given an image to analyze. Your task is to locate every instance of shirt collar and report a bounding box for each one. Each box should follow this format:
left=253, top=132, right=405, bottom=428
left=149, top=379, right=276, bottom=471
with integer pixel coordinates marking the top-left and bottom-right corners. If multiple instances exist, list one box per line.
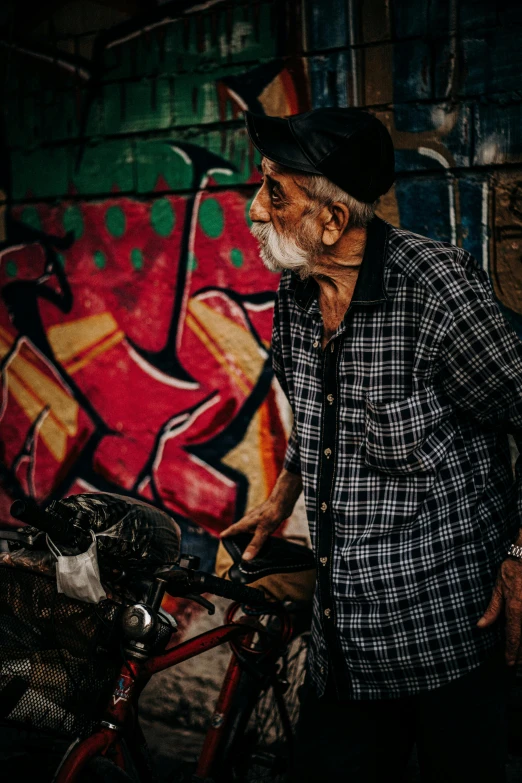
left=292, top=215, right=389, bottom=312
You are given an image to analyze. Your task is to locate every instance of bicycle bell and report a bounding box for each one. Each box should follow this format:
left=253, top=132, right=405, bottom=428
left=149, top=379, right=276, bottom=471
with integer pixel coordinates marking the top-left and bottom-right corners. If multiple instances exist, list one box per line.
left=121, top=604, right=156, bottom=641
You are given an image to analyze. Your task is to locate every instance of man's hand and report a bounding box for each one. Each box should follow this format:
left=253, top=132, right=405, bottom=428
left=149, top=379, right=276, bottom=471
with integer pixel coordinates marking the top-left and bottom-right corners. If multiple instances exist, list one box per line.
left=220, top=498, right=285, bottom=561
left=220, top=468, right=302, bottom=562
left=477, top=557, right=522, bottom=665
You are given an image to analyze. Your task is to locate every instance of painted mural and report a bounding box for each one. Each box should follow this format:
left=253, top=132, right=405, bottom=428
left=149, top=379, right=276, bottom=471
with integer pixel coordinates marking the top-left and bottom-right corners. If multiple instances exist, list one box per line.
left=0, top=0, right=311, bottom=570
left=1, top=0, right=522, bottom=574
left=0, top=186, right=290, bottom=556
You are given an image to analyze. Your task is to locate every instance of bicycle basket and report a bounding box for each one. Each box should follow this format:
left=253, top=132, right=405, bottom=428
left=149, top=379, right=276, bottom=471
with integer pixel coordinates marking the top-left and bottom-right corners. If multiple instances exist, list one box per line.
left=0, top=562, right=122, bottom=740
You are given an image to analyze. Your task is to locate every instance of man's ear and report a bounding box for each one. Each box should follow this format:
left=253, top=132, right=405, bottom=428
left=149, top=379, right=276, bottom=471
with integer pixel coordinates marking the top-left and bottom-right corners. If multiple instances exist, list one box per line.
left=321, top=202, right=350, bottom=246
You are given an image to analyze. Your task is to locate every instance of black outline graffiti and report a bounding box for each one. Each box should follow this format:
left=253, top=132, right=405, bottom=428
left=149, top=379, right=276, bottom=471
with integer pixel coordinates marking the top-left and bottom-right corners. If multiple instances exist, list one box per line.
left=0, top=0, right=308, bottom=568
left=0, top=222, right=115, bottom=437
left=127, top=142, right=236, bottom=381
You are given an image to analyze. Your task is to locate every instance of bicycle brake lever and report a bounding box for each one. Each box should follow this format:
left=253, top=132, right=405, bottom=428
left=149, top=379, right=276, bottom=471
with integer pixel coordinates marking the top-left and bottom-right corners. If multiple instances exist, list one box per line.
left=158, top=607, right=178, bottom=631
left=185, top=593, right=216, bottom=615
left=0, top=529, right=46, bottom=548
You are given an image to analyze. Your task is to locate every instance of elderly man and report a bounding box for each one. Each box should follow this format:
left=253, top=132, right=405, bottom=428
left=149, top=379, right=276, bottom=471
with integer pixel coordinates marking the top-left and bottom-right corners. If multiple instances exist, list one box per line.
left=221, top=108, right=522, bottom=782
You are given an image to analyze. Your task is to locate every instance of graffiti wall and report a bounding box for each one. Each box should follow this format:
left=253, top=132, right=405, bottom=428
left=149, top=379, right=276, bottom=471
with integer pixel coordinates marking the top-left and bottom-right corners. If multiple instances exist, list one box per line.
left=1, top=0, right=522, bottom=573
left=0, top=1, right=311, bottom=570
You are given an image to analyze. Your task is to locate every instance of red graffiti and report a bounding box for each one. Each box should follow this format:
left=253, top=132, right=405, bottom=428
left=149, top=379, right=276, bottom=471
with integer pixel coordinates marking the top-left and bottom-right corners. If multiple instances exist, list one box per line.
left=0, top=185, right=287, bottom=537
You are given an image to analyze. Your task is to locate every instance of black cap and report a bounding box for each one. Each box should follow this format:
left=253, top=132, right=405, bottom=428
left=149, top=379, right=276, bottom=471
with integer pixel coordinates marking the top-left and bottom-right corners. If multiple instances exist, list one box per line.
left=245, top=108, right=395, bottom=204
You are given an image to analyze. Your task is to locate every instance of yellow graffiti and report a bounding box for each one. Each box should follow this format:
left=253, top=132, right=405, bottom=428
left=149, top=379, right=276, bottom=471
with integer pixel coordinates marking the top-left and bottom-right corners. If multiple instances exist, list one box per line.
left=0, top=326, right=79, bottom=462
left=222, top=405, right=266, bottom=510
left=259, top=75, right=294, bottom=117
left=47, top=313, right=124, bottom=373
left=186, top=298, right=265, bottom=394
left=186, top=298, right=278, bottom=506
left=223, top=396, right=280, bottom=511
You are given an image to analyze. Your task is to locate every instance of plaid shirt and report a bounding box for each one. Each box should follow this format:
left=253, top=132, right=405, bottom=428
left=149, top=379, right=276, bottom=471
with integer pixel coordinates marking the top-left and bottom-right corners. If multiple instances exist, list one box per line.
left=272, top=216, right=522, bottom=699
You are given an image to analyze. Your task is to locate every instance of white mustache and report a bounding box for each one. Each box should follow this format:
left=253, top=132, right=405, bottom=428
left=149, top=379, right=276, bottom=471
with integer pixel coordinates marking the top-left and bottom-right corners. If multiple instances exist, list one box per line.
left=250, top=221, right=315, bottom=276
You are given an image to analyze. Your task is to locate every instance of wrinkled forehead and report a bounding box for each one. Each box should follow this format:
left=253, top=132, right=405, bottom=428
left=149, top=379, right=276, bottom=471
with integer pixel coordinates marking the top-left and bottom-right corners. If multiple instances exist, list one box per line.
left=261, top=156, right=309, bottom=181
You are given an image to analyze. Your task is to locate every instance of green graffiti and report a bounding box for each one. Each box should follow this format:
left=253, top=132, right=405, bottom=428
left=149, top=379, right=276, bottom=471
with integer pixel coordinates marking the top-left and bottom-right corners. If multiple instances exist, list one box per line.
left=204, top=128, right=258, bottom=187
left=199, top=198, right=224, bottom=239
left=20, top=207, right=42, bottom=231
left=57, top=253, right=66, bottom=269
left=131, top=248, right=144, bottom=270
left=136, top=140, right=193, bottom=193
left=151, top=199, right=176, bottom=237
left=188, top=251, right=198, bottom=271
left=105, top=205, right=126, bottom=238
left=245, top=196, right=254, bottom=227
left=5, top=260, right=17, bottom=278
left=230, top=248, right=244, bottom=268
left=70, top=140, right=134, bottom=195
left=93, top=250, right=107, bottom=269
left=11, top=147, right=68, bottom=200
left=117, top=78, right=171, bottom=134
left=63, top=206, right=84, bottom=239
left=211, top=168, right=235, bottom=187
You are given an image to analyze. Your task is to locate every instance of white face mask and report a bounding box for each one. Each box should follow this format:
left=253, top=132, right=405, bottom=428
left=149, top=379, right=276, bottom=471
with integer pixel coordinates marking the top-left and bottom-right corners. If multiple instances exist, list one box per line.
left=47, top=532, right=107, bottom=604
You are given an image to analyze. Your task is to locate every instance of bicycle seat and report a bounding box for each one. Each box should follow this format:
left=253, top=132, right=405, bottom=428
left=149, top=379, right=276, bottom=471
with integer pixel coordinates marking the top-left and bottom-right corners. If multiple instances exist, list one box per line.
left=221, top=533, right=315, bottom=585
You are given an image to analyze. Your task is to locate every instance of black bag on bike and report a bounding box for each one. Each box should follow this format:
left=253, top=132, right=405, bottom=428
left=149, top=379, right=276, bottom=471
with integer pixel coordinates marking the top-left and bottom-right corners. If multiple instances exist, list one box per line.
left=44, top=492, right=182, bottom=577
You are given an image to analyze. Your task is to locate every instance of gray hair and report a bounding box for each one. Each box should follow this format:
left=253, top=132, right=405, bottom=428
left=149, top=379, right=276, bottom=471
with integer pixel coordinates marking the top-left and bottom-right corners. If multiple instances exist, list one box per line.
left=299, top=174, right=376, bottom=228
left=269, top=161, right=375, bottom=229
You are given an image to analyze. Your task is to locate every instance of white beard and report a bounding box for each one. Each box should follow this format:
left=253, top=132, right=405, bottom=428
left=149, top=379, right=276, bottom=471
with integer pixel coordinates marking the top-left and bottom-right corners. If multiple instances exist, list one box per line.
left=250, top=220, right=320, bottom=278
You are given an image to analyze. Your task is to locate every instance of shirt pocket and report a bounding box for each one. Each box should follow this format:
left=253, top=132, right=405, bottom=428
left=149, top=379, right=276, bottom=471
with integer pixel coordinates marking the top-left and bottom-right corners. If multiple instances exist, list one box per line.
left=363, top=386, right=455, bottom=475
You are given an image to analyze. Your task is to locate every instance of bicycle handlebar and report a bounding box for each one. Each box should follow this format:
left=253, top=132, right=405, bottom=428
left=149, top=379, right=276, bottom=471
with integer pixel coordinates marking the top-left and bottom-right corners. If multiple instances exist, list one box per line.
left=159, top=565, right=267, bottom=606
left=191, top=571, right=267, bottom=605
left=10, top=501, right=266, bottom=606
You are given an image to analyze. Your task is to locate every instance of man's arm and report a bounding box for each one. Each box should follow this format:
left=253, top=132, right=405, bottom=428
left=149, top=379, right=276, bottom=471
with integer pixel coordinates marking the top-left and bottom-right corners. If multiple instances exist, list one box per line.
left=438, top=293, right=522, bottom=665
left=220, top=284, right=303, bottom=561
left=220, top=467, right=303, bottom=561
left=477, top=527, right=522, bottom=666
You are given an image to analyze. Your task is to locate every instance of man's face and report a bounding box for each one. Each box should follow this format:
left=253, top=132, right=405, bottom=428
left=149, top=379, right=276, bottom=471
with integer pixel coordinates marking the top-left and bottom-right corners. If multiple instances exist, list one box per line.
left=249, top=158, right=322, bottom=277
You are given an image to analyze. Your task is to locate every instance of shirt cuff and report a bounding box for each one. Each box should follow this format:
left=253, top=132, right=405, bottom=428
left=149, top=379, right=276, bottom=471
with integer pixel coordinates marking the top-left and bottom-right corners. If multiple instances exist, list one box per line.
left=283, top=423, right=301, bottom=475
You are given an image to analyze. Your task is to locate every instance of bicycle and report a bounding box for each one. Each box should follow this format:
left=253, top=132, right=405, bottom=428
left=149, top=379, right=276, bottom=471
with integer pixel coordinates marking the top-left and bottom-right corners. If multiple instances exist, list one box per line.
left=0, top=492, right=314, bottom=783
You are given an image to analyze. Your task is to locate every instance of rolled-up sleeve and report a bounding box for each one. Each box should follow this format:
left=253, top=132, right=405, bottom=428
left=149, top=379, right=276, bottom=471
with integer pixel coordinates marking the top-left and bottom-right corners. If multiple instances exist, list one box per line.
left=283, top=420, right=301, bottom=475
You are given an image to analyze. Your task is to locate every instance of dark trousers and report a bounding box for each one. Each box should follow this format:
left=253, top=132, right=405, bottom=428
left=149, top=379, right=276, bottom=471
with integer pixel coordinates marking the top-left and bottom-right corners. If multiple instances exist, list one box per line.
left=292, top=650, right=509, bottom=783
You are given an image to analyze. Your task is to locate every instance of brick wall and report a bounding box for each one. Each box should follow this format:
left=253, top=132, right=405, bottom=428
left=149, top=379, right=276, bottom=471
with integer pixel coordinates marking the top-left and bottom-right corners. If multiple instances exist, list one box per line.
left=0, top=0, right=521, bottom=734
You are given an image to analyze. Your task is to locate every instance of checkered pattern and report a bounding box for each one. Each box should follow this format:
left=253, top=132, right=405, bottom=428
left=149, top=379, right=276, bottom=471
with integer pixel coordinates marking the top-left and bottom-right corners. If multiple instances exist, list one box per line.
left=272, top=217, right=522, bottom=699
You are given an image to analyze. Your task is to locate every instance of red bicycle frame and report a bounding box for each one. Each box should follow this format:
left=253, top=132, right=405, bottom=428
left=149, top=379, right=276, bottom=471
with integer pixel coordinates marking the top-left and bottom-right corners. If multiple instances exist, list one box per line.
left=55, top=605, right=294, bottom=783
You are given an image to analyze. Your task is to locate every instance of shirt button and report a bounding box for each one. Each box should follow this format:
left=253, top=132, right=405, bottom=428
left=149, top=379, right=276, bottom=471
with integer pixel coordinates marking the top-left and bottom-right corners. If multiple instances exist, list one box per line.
left=327, top=394, right=334, bottom=405
left=324, top=608, right=332, bottom=618
left=320, top=556, right=328, bottom=566
left=320, top=666, right=325, bottom=675
left=320, top=502, right=327, bottom=512
left=324, top=448, right=332, bottom=459
left=313, top=340, right=319, bottom=348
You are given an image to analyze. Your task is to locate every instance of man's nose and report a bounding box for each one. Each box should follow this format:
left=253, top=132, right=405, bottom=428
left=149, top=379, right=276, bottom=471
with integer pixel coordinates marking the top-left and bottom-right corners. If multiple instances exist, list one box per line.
left=249, top=190, right=271, bottom=223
